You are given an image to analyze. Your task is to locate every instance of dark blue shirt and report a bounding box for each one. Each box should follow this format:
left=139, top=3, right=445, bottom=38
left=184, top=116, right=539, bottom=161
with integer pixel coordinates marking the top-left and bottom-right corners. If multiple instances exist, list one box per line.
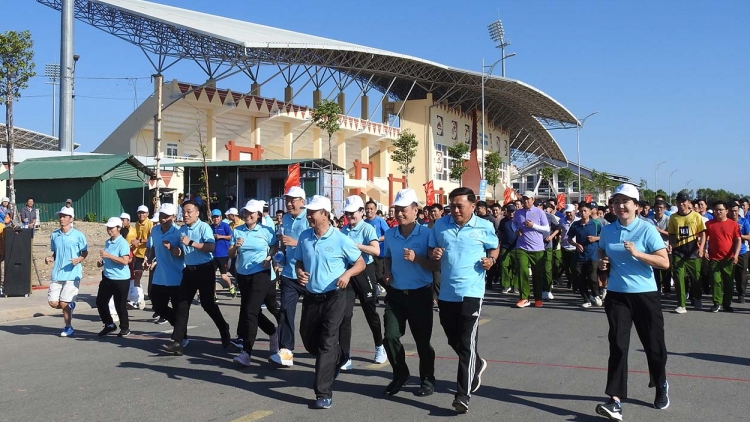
left=498, top=217, right=518, bottom=250
left=211, top=221, right=232, bottom=258
left=569, top=218, right=601, bottom=261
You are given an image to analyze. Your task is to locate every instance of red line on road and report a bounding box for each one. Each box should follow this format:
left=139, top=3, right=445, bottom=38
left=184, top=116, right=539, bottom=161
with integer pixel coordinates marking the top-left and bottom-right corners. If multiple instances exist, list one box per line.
left=348, top=348, right=750, bottom=383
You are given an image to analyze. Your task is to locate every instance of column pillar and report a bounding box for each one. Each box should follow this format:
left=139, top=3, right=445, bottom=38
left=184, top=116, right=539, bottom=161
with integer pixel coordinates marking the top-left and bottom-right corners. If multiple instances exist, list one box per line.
left=378, top=140, right=389, bottom=178
left=313, top=127, right=323, bottom=157
left=313, top=89, right=321, bottom=107
left=336, top=132, right=347, bottom=169
left=284, top=85, right=293, bottom=103
left=361, top=94, right=369, bottom=120
left=283, top=122, right=293, bottom=159
left=337, top=92, right=345, bottom=112
left=360, top=137, right=370, bottom=181
left=251, top=83, right=260, bottom=96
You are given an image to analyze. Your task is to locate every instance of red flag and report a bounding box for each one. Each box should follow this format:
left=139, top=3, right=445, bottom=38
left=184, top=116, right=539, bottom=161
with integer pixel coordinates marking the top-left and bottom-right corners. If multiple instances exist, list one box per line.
left=503, top=187, right=515, bottom=205
left=423, top=180, right=435, bottom=206
left=556, top=193, right=566, bottom=211
left=585, top=194, right=593, bottom=203
left=284, top=163, right=301, bottom=194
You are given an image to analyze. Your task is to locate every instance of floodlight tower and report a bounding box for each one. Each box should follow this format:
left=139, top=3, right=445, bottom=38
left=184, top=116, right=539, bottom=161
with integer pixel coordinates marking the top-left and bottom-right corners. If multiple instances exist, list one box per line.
left=487, top=20, right=511, bottom=77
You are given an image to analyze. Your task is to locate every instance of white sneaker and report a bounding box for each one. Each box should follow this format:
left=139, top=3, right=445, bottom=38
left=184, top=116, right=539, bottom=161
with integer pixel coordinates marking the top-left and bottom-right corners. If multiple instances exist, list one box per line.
left=674, top=306, right=687, bottom=314
left=601, top=289, right=607, bottom=299
left=547, top=292, right=554, bottom=300
left=340, top=359, right=353, bottom=371
left=233, top=351, right=252, bottom=367
left=542, top=291, right=549, bottom=300
left=501, top=287, right=511, bottom=294
left=374, top=344, right=387, bottom=364
left=269, top=348, right=294, bottom=367
left=589, top=296, right=597, bottom=305
left=581, top=302, right=592, bottom=308
left=269, top=331, right=279, bottom=354
left=595, top=296, right=603, bottom=307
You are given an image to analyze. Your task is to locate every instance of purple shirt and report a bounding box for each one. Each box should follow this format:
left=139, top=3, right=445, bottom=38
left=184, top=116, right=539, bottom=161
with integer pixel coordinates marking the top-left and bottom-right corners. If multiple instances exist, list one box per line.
left=513, top=207, right=549, bottom=252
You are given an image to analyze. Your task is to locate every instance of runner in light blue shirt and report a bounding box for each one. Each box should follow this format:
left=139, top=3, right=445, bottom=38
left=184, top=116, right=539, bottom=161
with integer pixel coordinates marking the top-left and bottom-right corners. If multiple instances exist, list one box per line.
left=295, top=225, right=362, bottom=294
left=178, top=219, right=215, bottom=265
left=232, top=222, right=277, bottom=275
left=147, top=219, right=184, bottom=287
left=96, top=217, right=133, bottom=337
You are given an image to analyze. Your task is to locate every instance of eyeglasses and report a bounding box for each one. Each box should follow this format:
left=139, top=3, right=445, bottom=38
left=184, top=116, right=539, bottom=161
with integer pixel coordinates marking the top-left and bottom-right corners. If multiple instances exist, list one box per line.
left=715, top=208, right=727, bottom=212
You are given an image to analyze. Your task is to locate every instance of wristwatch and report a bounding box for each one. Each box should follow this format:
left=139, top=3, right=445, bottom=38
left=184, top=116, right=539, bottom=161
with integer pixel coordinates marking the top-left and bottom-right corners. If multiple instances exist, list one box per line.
left=188, top=240, right=194, bottom=246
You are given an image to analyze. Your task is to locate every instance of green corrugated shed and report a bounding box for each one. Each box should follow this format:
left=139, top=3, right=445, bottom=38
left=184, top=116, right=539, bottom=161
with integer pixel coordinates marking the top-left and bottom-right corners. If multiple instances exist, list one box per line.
left=1, top=154, right=154, bottom=222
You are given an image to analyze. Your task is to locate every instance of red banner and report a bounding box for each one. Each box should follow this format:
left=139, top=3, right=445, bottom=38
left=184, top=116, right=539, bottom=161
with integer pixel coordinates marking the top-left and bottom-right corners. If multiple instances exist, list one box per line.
left=585, top=194, right=593, bottom=203
left=284, top=163, right=301, bottom=194
left=423, top=180, right=435, bottom=206
left=556, top=193, right=566, bottom=211
left=503, top=187, right=516, bottom=205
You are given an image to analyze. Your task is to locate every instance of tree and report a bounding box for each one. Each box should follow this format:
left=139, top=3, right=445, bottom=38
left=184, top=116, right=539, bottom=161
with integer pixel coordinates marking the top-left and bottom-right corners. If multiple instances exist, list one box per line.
left=310, top=99, right=341, bottom=200
left=0, top=30, right=36, bottom=220
left=540, top=167, right=555, bottom=194
left=195, top=122, right=211, bottom=219
left=484, top=151, right=503, bottom=198
left=556, top=167, right=575, bottom=194
left=390, top=128, right=418, bottom=187
left=591, top=169, right=615, bottom=198
left=580, top=177, right=596, bottom=199
left=447, top=141, right=469, bottom=182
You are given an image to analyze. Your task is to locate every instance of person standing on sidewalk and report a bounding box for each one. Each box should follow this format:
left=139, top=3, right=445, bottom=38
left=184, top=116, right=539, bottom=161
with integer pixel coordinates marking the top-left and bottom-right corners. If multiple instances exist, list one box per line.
left=162, top=201, right=231, bottom=355
left=339, top=195, right=386, bottom=370
left=45, top=207, right=88, bottom=337
left=146, top=204, right=186, bottom=339
left=513, top=191, right=549, bottom=308
left=429, top=187, right=498, bottom=414
left=269, top=186, right=308, bottom=368
left=704, top=201, right=741, bottom=313
left=595, top=184, right=670, bottom=421
left=728, top=202, right=750, bottom=303
left=95, top=217, right=132, bottom=337
left=295, top=195, right=365, bottom=409
left=668, top=192, right=706, bottom=313
left=382, top=188, right=438, bottom=397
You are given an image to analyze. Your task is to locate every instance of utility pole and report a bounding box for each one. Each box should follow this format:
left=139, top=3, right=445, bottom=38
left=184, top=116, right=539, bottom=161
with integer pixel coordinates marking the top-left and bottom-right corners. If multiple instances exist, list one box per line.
left=153, top=73, right=163, bottom=210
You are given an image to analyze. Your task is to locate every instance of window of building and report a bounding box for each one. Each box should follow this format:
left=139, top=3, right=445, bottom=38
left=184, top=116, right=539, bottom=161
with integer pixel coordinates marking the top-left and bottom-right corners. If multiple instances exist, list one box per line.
left=512, top=182, right=521, bottom=191
left=166, top=143, right=178, bottom=157
left=526, top=175, right=535, bottom=191
left=243, top=179, right=257, bottom=200
left=539, top=179, right=550, bottom=190
left=434, top=143, right=452, bottom=181
left=270, top=178, right=286, bottom=198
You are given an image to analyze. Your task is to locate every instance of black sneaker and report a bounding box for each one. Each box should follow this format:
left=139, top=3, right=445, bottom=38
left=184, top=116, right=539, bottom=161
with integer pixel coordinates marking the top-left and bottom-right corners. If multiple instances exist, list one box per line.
left=155, top=317, right=168, bottom=325
left=229, top=337, right=244, bottom=350
left=117, top=329, right=131, bottom=338
left=162, top=340, right=184, bottom=356
left=595, top=398, right=623, bottom=421
left=98, top=324, right=117, bottom=337
left=710, top=304, right=722, bottom=313
left=452, top=396, right=469, bottom=414
left=654, top=380, right=669, bottom=409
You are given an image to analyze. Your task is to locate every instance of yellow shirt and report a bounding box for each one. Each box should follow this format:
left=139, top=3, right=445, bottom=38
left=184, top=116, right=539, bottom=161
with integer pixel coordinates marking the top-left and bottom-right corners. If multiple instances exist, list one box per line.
left=134, top=219, right=154, bottom=258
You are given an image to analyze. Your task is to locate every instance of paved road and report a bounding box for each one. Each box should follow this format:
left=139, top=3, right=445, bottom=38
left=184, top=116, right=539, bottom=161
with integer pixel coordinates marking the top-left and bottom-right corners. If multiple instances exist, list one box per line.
left=1, top=288, right=749, bottom=422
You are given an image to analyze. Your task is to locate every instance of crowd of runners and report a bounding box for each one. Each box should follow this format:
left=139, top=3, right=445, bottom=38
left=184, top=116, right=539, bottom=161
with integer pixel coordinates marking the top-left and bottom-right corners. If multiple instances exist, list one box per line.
left=37, top=183, right=749, bottom=419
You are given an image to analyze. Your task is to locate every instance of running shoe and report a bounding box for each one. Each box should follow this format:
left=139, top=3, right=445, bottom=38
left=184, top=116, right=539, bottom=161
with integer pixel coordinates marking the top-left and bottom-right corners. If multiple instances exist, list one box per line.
left=98, top=324, right=117, bottom=337
left=155, top=317, right=168, bottom=325
left=314, top=396, right=332, bottom=409
left=654, top=380, right=670, bottom=409
left=471, top=358, right=488, bottom=393
left=340, top=359, right=353, bottom=371
left=674, top=306, right=687, bottom=314
left=516, top=299, right=530, bottom=308
left=452, top=397, right=469, bottom=414
left=595, top=398, right=623, bottom=421
left=229, top=285, right=237, bottom=299
left=117, top=329, right=131, bottom=338
left=374, top=344, right=387, bottom=364
left=60, top=326, right=74, bottom=337
left=269, top=348, right=294, bottom=367
left=233, top=351, right=252, bottom=367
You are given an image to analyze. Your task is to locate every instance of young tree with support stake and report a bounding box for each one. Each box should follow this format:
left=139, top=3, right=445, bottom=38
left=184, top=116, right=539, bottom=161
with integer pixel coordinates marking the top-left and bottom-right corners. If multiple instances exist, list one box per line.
left=310, top=99, right=341, bottom=201
left=391, top=129, right=418, bottom=187
left=0, top=30, right=36, bottom=220
left=484, top=151, right=503, bottom=199
left=447, top=141, right=469, bottom=182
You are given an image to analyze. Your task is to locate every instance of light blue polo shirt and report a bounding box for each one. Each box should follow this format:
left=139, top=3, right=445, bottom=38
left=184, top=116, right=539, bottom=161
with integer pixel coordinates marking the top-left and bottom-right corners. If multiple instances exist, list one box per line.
left=50, top=228, right=88, bottom=282
left=262, top=214, right=275, bottom=229
left=281, top=209, right=308, bottom=279
left=102, top=235, right=131, bottom=280
left=341, top=221, right=378, bottom=265
left=147, top=224, right=184, bottom=286
left=231, top=223, right=276, bottom=275
left=428, top=214, right=498, bottom=302
left=178, top=220, right=215, bottom=265
left=384, top=224, right=432, bottom=290
left=599, top=217, right=665, bottom=293
left=294, top=226, right=361, bottom=294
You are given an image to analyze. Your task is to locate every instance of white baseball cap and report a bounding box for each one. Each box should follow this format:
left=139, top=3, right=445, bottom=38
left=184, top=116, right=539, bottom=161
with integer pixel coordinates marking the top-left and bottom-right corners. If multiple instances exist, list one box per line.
left=564, top=204, right=576, bottom=213
left=284, top=186, right=306, bottom=199
left=56, top=207, right=74, bottom=218
left=226, top=207, right=239, bottom=216
left=522, top=190, right=535, bottom=198
left=343, top=195, right=365, bottom=213
left=119, top=212, right=131, bottom=220
left=105, top=217, right=123, bottom=228
left=611, top=184, right=640, bottom=201
left=392, top=188, right=419, bottom=207
left=157, top=203, right=177, bottom=216
left=136, top=205, right=149, bottom=214
left=305, top=195, right=332, bottom=212
left=242, top=200, right=263, bottom=214
left=1, top=197, right=8, bottom=202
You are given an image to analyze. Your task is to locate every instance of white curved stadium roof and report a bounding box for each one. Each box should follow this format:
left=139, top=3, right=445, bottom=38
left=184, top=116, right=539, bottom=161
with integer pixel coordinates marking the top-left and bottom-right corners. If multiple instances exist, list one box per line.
left=38, top=0, right=579, bottom=162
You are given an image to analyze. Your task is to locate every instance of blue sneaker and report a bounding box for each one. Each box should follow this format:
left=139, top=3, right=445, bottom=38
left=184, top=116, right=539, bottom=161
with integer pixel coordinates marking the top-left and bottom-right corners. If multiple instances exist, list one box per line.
left=60, top=326, right=74, bottom=337
left=68, top=301, right=76, bottom=316
left=314, top=396, right=332, bottom=409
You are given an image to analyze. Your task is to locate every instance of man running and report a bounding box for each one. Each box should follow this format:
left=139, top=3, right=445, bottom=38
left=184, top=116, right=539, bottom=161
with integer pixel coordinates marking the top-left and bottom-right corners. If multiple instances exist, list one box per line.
left=704, top=201, right=740, bottom=313
left=513, top=191, right=549, bottom=308
left=668, top=193, right=706, bottom=313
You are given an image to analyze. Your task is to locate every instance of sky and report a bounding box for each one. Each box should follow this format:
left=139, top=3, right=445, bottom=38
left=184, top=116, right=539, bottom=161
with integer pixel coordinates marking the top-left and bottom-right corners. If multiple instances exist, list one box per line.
left=1, top=0, right=748, bottom=194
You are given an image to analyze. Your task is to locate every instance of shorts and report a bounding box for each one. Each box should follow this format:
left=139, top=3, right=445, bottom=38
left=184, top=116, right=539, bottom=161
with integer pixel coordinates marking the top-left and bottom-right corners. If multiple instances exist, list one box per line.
left=213, top=257, right=229, bottom=274
left=133, top=257, right=145, bottom=271
left=48, top=280, right=80, bottom=303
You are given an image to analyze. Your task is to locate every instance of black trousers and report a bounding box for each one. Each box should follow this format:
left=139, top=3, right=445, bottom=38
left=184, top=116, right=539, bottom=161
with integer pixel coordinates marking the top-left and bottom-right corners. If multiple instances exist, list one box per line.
left=277, top=275, right=307, bottom=350
left=372, top=255, right=386, bottom=288
left=171, top=262, right=229, bottom=343
left=734, top=253, right=748, bottom=301
left=438, top=297, right=483, bottom=400
left=300, top=289, right=347, bottom=399
left=339, top=263, right=383, bottom=359
left=383, top=285, right=435, bottom=385
left=654, top=255, right=672, bottom=293
left=432, top=271, right=441, bottom=301
left=96, top=276, right=130, bottom=331
left=236, top=270, right=278, bottom=352
left=604, top=291, right=667, bottom=399
left=576, top=260, right=600, bottom=300
left=150, top=283, right=183, bottom=335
